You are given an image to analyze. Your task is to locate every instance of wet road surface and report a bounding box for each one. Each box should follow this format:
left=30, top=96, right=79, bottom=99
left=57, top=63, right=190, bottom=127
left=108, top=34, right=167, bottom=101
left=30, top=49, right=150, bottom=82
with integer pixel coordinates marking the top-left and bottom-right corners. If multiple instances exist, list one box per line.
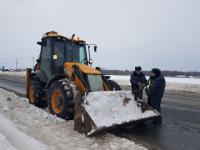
left=0, top=75, right=200, bottom=150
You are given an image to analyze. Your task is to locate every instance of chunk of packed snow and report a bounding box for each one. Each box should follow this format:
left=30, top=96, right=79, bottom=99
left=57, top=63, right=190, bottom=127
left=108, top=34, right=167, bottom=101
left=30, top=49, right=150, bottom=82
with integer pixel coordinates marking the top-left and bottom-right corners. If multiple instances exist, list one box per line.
left=84, top=91, right=159, bottom=128
left=0, top=88, right=147, bottom=150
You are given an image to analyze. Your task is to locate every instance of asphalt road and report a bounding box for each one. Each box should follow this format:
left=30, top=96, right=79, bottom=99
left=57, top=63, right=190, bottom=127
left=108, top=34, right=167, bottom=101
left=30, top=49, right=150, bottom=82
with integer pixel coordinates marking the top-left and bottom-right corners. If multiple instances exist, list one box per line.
left=0, top=75, right=200, bottom=150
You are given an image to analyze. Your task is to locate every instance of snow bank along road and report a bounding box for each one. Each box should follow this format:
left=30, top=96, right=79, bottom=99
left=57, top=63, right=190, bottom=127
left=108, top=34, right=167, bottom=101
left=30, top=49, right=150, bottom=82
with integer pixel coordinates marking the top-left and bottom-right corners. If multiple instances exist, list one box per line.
left=0, top=89, right=146, bottom=150
left=0, top=73, right=200, bottom=150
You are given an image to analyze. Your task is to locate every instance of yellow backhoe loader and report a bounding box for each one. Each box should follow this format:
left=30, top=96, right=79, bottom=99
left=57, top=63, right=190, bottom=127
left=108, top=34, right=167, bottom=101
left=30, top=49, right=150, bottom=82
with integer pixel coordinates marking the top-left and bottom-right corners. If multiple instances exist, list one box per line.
left=25, top=31, right=159, bottom=136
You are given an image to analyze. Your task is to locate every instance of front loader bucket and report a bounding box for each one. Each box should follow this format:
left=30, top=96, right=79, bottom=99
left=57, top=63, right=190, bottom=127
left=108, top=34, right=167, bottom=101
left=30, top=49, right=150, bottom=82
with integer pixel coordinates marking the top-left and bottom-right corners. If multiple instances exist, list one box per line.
left=74, top=91, right=160, bottom=136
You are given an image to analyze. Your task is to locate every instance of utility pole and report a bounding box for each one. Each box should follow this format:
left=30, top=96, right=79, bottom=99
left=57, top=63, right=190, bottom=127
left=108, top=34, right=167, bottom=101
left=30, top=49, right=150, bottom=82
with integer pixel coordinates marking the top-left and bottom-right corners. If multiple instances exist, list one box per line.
left=16, top=59, right=18, bottom=71
left=16, top=58, right=22, bottom=71
left=32, top=56, right=35, bottom=69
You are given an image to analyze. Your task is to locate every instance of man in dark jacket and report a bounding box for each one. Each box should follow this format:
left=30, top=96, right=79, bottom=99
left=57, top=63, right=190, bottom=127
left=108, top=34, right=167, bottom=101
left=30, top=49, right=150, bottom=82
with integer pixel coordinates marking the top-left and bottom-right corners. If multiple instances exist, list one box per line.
left=146, top=68, right=166, bottom=124
left=130, top=66, right=147, bottom=100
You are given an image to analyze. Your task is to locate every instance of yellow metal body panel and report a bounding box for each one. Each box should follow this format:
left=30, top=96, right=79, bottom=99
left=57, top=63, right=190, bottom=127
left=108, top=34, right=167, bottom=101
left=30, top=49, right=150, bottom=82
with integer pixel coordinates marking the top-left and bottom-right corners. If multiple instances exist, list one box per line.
left=74, top=76, right=86, bottom=93
left=64, top=62, right=101, bottom=75
left=43, top=31, right=81, bottom=42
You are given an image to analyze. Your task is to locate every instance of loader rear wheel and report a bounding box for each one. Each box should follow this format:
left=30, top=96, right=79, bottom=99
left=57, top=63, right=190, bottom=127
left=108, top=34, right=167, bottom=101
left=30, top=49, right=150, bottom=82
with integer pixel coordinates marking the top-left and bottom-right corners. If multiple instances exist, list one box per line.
left=28, top=78, right=46, bottom=108
left=48, top=80, right=74, bottom=120
left=108, top=80, right=121, bottom=91
left=29, top=85, right=35, bottom=104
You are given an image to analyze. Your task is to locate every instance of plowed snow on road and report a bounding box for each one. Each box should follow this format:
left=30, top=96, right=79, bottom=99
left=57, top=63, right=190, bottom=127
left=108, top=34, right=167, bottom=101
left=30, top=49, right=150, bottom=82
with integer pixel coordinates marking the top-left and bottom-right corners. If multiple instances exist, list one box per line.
left=0, top=88, right=146, bottom=150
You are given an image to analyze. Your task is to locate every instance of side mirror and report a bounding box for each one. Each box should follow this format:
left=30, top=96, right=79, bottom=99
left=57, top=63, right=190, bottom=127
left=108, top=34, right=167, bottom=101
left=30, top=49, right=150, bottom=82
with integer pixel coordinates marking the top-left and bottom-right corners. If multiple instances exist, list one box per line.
left=37, top=41, right=47, bottom=46
left=96, top=67, right=101, bottom=71
left=36, top=59, right=40, bottom=63
left=89, top=59, right=93, bottom=64
left=37, top=42, right=42, bottom=45
left=94, top=45, right=97, bottom=52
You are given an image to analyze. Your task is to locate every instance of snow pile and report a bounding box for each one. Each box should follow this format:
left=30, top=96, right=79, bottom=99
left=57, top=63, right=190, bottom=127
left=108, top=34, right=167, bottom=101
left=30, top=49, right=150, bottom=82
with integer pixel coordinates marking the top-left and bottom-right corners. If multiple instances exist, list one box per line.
left=0, top=132, right=18, bottom=150
left=0, top=88, right=147, bottom=150
left=85, top=91, right=159, bottom=128
left=110, top=75, right=200, bottom=93
left=0, top=114, right=51, bottom=150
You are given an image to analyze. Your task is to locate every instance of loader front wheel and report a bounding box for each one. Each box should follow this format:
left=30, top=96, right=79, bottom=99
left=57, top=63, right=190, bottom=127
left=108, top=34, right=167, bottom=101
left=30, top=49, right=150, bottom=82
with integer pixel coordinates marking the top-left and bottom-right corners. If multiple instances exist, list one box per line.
left=108, top=80, right=121, bottom=91
left=48, top=81, right=74, bottom=120
left=51, top=90, right=64, bottom=114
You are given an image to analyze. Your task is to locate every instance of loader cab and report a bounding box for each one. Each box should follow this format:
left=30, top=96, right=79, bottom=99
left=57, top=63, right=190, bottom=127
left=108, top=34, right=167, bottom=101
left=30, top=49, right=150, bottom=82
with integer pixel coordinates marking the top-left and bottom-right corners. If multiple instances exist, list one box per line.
left=38, top=36, right=88, bottom=80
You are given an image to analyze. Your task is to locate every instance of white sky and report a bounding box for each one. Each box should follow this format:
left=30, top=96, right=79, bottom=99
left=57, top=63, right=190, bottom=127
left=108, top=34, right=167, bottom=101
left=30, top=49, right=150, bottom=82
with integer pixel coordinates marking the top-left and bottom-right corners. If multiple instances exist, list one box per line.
left=0, top=0, right=199, bottom=71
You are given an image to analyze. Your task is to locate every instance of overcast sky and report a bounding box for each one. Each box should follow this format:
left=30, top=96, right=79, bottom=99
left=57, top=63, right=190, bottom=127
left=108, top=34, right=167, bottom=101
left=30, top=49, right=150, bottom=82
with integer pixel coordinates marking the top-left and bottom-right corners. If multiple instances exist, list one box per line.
left=0, top=0, right=199, bottom=71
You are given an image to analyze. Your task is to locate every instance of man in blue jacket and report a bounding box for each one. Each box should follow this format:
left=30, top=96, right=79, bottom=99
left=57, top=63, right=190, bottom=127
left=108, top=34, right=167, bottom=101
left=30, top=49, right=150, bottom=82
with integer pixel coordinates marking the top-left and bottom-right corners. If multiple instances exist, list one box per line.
left=130, top=66, right=147, bottom=100
left=146, top=68, right=166, bottom=124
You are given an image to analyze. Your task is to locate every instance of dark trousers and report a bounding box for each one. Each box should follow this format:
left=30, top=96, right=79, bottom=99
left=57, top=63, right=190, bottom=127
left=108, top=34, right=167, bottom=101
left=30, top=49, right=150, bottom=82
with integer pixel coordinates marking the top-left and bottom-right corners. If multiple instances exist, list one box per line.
left=147, top=98, right=161, bottom=113
left=148, top=98, right=162, bottom=124
left=132, top=88, right=143, bottom=100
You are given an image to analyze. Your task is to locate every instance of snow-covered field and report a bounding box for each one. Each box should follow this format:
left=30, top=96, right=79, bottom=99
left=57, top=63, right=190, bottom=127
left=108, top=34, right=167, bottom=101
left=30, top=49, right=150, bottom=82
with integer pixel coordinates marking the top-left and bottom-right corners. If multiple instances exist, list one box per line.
left=1, top=71, right=200, bottom=93
left=0, top=71, right=25, bottom=77
left=0, top=88, right=146, bottom=150
left=110, top=75, right=200, bottom=94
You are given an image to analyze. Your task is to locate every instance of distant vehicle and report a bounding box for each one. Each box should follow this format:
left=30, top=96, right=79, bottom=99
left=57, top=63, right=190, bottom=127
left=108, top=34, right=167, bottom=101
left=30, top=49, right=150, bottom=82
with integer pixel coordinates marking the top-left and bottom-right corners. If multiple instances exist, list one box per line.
left=1, top=66, right=9, bottom=71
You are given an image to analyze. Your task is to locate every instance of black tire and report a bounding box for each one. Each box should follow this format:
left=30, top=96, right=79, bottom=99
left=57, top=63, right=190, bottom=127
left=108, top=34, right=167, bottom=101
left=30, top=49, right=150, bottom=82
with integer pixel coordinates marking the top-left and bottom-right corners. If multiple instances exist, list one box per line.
left=48, top=79, right=74, bottom=120
left=108, top=80, right=122, bottom=91
left=28, top=78, right=46, bottom=108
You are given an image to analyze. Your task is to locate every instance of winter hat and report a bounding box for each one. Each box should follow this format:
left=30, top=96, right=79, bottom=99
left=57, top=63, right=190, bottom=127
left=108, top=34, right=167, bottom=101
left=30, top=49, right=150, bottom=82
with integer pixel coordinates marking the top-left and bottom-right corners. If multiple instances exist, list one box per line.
left=151, top=68, right=161, bottom=76
left=135, top=66, right=142, bottom=71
